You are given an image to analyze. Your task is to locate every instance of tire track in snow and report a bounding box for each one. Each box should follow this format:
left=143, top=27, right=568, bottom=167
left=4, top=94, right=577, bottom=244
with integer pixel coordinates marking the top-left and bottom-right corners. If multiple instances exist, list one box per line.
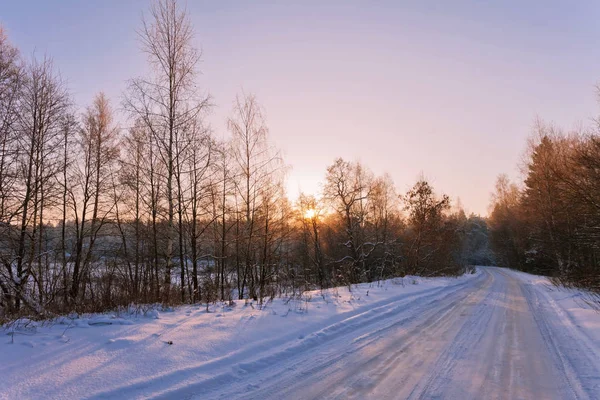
left=404, top=268, right=579, bottom=400
left=160, top=274, right=487, bottom=400
left=207, top=271, right=492, bottom=400
left=324, top=270, right=495, bottom=400
left=90, top=267, right=600, bottom=400
left=522, top=274, right=600, bottom=400
left=405, top=269, right=500, bottom=400
left=88, top=273, right=485, bottom=400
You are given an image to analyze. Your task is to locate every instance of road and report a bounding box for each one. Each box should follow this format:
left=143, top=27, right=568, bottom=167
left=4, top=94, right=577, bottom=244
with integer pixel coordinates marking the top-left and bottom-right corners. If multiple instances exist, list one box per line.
left=184, top=267, right=600, bottom=400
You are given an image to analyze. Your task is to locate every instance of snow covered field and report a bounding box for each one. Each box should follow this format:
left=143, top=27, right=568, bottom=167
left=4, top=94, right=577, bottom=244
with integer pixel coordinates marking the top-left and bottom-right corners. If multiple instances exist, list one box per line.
left=1, top=267, right=600, bottom=399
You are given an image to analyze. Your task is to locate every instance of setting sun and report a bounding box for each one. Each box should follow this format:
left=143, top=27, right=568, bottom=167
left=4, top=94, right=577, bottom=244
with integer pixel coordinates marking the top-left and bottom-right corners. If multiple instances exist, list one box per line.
left=304, top=208, right=316, bottom=219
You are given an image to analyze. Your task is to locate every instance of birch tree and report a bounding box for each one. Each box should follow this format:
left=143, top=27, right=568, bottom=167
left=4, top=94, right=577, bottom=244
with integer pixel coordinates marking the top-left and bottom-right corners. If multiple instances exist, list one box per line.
left=228, top=93, right=283, bottom=300
left=69, top=93, right=119, bottom=304
left=125, top=0, right=210, bottom=302
left=12, top=56, right=70, bottom=311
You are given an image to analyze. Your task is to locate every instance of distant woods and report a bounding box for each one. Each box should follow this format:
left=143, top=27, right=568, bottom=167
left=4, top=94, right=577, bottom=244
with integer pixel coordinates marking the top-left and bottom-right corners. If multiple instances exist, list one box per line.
left=0, top=1, right=488, bottom=320
left=489, top=120, right=600, bottom=292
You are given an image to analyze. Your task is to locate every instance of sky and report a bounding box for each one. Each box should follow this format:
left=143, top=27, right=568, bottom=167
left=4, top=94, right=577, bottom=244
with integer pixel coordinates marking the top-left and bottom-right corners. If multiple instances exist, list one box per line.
left=2, top=0, right=600, bottom=216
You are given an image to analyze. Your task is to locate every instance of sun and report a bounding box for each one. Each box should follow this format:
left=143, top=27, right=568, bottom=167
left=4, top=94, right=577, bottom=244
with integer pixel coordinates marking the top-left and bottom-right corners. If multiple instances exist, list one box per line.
left=304, top=208, right=317, bottom=219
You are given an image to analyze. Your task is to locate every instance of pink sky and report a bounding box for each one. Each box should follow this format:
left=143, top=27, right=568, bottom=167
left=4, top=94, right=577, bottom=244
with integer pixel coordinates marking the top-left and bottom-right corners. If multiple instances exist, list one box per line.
left=3, top=1, right=600, bottom=215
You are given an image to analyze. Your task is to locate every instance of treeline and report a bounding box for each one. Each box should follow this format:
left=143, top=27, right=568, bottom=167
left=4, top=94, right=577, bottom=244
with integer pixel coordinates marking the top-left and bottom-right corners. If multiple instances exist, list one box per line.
left=489, top=120, right=600, bottom=292
left=0, top=1, right=488, bottom=319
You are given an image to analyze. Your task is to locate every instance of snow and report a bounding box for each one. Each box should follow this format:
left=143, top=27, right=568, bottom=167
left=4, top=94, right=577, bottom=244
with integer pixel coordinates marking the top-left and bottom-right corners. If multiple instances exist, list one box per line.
left=1, top=267, right=600, bottom=399
left=508, top=269, right=600, bottom=343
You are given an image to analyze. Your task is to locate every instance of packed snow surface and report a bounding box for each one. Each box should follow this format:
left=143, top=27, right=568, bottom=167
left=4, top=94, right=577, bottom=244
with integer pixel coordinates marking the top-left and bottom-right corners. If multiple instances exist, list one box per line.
left=2, top=267, right=600, bottom=399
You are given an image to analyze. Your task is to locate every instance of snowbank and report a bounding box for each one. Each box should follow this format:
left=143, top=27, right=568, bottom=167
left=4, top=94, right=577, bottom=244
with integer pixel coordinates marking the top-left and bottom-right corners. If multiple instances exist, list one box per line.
left=0, top=272, right=479, bottom=399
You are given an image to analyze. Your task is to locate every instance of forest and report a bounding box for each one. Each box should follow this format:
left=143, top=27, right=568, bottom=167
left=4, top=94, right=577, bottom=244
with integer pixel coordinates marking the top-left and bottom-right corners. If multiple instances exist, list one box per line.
left=489, top=119, right=600, bottom=292
left=5, top=0, right=599, bottom=321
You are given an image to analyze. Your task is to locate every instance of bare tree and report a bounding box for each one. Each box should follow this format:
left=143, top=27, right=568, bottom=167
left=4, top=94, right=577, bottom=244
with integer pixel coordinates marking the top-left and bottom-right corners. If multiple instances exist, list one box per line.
left=228, top=93, right=282, bottom=300
left=184, top=121, right=213, bottom=303
left=0, top=26, right=23, bottom=311
left=402, top=178, right=451, bottom=275
left=118, top=121, right=147, bottom=301
left=69, top=93, right=119, bottom=305
left=297, top=194, right=326, bottom=288
left=11, top=56, right=70, bottom=311
left=367, top=174, right=401, bottom=280
left=0, top=27, right=22, bottom=223
left=323, top=158, right=376, bottom=283
left=212, top=142, right=235, bottom=301
left=125, top=0, right=210, bottom=302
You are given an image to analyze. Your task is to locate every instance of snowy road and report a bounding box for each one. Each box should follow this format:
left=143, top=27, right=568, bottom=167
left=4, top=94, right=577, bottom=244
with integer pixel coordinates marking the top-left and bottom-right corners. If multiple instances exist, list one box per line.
left=168, top=267, right=600, bottom=400
left=3, top=267, right=600, bottom=400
